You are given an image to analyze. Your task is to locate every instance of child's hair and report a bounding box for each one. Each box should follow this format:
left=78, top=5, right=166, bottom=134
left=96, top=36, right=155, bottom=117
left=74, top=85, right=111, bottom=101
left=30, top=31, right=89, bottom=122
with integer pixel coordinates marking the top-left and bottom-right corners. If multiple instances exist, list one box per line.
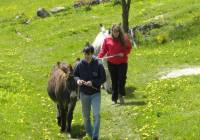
left=83, top=42, right=94, bottom=54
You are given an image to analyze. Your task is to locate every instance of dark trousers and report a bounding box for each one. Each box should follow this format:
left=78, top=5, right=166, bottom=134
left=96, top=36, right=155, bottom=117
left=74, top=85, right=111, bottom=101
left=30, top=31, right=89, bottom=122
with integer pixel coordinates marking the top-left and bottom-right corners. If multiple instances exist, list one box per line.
left=107, top=62, right=127, bottom=102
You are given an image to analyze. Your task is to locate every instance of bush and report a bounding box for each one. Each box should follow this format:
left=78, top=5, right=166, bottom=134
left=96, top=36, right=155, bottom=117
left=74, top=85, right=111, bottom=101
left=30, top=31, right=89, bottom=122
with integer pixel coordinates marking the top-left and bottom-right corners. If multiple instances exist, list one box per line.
left=113, top=0, right=121, bottom=6
left=15, top=13, right=30, bottom=24
left=69, top=28, right=79, bottom=35
left=85, top=5, right=92, bottom=11
left=134, top=31, right=145, bottom=44
left=155, top=33, right=169, bottom=44
left=169, top=16, right=200, bottom=40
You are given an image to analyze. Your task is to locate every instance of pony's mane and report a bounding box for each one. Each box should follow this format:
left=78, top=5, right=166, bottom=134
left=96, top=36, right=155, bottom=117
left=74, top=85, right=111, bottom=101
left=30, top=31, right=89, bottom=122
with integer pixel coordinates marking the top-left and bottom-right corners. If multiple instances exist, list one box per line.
left=48, top=62, right=70, bottom=99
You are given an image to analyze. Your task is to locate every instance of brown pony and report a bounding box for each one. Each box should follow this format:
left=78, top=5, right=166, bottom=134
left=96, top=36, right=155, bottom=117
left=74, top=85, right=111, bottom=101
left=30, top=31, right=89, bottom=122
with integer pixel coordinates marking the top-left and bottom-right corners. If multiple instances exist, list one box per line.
left=47, top=61, right=78, bottom=133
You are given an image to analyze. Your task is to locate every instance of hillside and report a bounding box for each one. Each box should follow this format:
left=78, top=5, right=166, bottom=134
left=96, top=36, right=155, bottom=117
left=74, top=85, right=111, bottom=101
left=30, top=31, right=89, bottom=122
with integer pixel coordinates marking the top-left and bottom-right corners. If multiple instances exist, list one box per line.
left=0, top=0, right=200, bottom=139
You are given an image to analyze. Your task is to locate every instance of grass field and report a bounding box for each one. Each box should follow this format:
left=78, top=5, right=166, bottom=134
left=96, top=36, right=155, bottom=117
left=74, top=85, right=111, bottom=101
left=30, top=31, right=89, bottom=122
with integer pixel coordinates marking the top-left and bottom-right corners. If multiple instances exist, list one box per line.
left=0, top=0, right=200, bottom=139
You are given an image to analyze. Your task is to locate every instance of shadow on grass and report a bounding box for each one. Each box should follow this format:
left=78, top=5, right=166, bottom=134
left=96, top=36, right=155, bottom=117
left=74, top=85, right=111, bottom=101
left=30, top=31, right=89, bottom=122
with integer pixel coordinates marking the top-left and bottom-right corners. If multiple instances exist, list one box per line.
left=69, top=124, right=86, bottom=139
left=125, top=86, right=137, bottom=99
left=126, top=86, right=137, bottom=94
left=68, top=124, right=111, bottom=140
left=124, top=86, right=147, bottom=106
left=123, top=100, right=146, bottom=106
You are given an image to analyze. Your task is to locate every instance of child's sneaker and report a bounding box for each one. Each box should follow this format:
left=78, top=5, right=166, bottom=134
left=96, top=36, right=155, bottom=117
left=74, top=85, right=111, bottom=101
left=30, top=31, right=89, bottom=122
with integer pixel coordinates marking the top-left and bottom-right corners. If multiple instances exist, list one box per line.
left=119, top=95, right=125, bottom=104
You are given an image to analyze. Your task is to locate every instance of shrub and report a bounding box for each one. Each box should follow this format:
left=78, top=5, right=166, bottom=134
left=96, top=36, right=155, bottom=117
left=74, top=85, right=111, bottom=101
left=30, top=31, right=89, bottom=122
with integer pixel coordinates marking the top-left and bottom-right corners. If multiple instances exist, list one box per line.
left=155, top=33, right=168, bottom=44
left=85, top=5, right=92, bottom=11
left=113, top=0, right=121, bottom=6
left=134, top=31, right=145, bottom=44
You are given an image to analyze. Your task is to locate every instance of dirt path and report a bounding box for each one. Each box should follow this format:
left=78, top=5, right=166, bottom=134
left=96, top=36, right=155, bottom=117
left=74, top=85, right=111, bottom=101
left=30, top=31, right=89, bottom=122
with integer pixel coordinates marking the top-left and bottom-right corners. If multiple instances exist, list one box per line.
left=160, top=67, right=200, bottom=79
left=100, top=93, right=141, bottom=140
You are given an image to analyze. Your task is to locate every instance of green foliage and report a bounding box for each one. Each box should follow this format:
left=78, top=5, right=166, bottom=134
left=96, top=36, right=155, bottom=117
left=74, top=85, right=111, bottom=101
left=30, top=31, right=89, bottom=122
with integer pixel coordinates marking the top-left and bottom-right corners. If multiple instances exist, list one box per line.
left=155, top=33, right=169, bottom=44
left=169, top=16, right=200, bottom=40
left=134, top=76, right=200, bottom=139
left=15, top=13, right=30, bottom=24
left=0, top=0, right=200, bottom=139
left=0, top=72, right=27, bottom=94
left=85, top=5, right=92, bottom=11
left=69, top=28, right=79, bottom=35
left=113, top=0, right=121, bottom=6
left=134, top=31, right=144, bottom=44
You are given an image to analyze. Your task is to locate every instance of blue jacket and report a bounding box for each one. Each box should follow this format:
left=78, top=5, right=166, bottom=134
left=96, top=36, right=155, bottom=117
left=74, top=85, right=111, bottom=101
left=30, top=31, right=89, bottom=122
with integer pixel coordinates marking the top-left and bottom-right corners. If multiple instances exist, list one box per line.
left=74, top=57, right=106, bottom=95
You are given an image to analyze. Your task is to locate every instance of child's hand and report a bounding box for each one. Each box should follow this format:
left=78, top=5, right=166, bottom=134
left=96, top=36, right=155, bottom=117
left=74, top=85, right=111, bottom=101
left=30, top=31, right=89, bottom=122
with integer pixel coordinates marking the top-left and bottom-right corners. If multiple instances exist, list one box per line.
left=84, top=81, right=92, bottom=87
left=77, top=80, right=86, bottom=86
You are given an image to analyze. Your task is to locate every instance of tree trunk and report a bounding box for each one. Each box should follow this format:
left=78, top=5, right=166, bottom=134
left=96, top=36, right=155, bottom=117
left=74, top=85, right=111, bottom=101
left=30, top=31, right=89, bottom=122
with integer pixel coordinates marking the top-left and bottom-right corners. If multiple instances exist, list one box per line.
left=121, top=0, right=131, bottom=33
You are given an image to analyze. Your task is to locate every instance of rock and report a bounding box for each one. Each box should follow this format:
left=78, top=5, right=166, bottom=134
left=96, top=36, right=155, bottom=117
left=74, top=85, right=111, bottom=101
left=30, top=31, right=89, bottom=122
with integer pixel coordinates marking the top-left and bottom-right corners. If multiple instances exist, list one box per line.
left=37, top=8, right=50, bottom=18
left=88, top=0, right=100, bottom=5
left=73, top=0, right=86, bottom=8
left=50, top=6, right=66, bottom=14
left=73, top=0, right=105, bottom=8
left=131, top=22, right=162, bottom=34
left=73, top=2, right=82, bottom=8
left=15, top=13, right=31, bottom=24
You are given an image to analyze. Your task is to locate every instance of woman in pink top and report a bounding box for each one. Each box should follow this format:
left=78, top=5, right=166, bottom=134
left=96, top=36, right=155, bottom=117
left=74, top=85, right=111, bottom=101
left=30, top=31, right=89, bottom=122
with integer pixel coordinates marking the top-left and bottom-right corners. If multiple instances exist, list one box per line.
left=98, top=24, right=132, bottom=104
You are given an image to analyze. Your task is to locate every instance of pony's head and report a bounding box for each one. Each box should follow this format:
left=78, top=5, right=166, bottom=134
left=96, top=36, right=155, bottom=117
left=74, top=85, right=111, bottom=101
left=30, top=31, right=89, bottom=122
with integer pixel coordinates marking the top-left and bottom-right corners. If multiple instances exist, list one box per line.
left=48, top=61, right=72, bottom=103
left=92, top=24, right=110, bottom=55
left=56, top=61, right=70, bottom=77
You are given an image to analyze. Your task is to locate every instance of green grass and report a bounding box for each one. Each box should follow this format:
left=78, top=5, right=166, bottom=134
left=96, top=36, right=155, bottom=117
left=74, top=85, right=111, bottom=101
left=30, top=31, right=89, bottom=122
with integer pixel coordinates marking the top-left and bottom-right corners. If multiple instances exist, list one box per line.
left=0, top=0, right=200, bottom=139
left=134, top=75, right=200, bottom=139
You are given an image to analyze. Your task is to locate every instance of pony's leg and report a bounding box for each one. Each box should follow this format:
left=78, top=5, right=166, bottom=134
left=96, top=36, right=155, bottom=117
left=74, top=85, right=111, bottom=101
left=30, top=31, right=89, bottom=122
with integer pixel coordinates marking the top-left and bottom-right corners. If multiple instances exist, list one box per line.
left=67, top=92, right=77, bottom=133
left=60, top=104, right=67, bottom=132
left=57, top=105, right=61, bottom=126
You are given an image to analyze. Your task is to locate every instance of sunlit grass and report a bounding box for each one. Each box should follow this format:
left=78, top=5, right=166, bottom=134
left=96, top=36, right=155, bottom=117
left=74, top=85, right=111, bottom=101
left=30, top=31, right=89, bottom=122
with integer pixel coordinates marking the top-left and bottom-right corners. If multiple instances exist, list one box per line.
left=0, top=0, right=200, bottom=139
